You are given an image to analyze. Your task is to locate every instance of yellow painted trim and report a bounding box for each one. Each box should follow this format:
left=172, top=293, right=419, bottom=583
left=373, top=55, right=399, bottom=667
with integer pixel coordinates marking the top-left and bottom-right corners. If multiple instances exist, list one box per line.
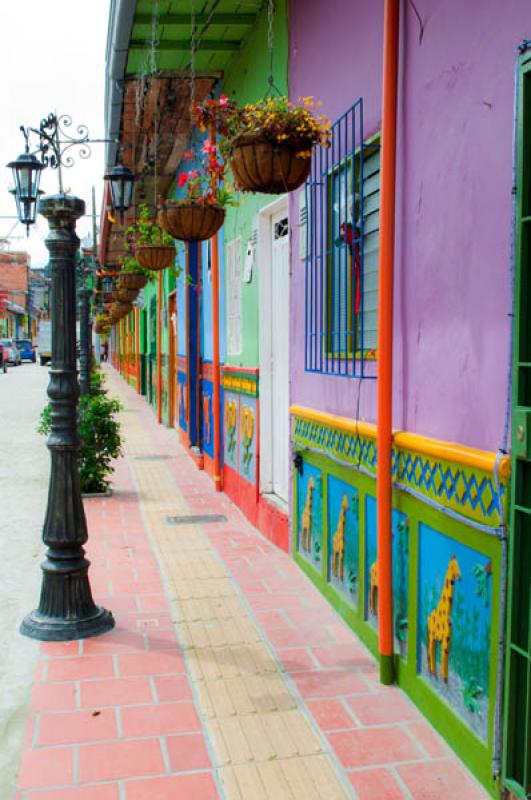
left=290, top=404, right=511, bottom=480
left=291, top=404, right=378, bottom=440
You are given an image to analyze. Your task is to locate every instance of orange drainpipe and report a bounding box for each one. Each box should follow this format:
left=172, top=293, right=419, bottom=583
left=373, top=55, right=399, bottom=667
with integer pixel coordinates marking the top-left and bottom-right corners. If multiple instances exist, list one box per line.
left=135, top=307, right=140, bottom=394
left=210, top=126, right=222, bottom=491
left=376, top=0, right=399, bottom=685
left=211, top=232, right=222, bottom=492
left=157, top=271, right=163, bottom=424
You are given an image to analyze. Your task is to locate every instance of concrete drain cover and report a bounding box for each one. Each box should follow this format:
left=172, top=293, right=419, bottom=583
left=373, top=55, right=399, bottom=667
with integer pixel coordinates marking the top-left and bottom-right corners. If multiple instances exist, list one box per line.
left=164, top=514, right=227, bottom=525
left=133, top=454, right=173, bottom=461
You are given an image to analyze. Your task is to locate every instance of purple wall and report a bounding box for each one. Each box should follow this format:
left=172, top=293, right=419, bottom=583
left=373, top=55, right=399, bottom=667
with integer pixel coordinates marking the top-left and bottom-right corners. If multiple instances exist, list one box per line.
left=289, top=0, right=530, bottom=452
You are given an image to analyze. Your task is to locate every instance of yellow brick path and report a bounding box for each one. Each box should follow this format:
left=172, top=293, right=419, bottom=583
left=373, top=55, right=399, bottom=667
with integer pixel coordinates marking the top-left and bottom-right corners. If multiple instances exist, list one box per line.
left=118, top=373, right=353, bottom=799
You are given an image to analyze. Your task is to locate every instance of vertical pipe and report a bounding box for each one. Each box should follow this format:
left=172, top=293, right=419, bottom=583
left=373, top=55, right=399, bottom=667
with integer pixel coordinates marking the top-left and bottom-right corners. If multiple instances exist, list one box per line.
left=211, top=233, right=222, bottom=492
left=376, top=0, right=400, bottom=685
left=135, top=306, right=140, bottom=394
left=210, top=127, right=222, bottom=491
left=157, top=270, right=162, bottom=424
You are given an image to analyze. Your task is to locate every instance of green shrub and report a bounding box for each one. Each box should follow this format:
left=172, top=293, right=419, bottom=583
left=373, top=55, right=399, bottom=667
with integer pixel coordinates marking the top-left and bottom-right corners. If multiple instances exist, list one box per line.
left=38, top=370, right=123, bottom=494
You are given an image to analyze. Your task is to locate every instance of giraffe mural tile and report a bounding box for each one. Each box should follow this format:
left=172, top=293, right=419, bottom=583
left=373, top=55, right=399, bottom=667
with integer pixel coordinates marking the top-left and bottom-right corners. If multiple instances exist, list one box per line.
left=201, top=378, right=214, bottom=459
left=327, top=476, right=359, bottom=608
left=238, top=395, right=257, bottom=485
left=418, top=524, right=492, bottom=742
left=365, top=497, right=409, bottom=659
left=177, top=370, right=187, bottom=432
left=223, top=391, right=239, bottom=471
left=296, top=462, right=323, bottom=570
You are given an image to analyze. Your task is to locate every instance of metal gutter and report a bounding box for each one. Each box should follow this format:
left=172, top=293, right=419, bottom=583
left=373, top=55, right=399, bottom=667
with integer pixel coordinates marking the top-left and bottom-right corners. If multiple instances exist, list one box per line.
left=104, top=0, right=137, bottom=168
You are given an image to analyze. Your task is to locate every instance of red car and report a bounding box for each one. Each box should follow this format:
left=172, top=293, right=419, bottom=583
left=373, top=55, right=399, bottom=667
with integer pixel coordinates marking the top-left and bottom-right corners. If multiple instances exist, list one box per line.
left=0, top=343, right=7, bottom=373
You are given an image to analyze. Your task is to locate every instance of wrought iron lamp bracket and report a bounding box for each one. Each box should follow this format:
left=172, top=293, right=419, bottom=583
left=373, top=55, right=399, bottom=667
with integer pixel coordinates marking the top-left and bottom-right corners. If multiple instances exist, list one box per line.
left=20, top=113, right=118, bottom=193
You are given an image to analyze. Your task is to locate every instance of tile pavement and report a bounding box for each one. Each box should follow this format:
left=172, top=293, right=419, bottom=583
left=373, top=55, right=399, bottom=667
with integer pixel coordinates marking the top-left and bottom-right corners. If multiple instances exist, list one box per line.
left=14, top=367, right=490, bottom=799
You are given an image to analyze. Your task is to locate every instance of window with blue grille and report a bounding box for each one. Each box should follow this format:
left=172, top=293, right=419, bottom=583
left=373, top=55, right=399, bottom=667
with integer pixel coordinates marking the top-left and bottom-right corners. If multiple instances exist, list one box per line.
left=301, top=98, right=380, bottom=378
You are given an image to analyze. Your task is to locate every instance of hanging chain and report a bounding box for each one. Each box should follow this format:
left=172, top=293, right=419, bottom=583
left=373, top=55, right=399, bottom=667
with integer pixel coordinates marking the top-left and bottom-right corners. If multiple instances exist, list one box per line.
left=267, top=0, right=275, bottom=90
left=190, top=0, right=197, bottom=112
left=265, top=0, right=282, bottom=96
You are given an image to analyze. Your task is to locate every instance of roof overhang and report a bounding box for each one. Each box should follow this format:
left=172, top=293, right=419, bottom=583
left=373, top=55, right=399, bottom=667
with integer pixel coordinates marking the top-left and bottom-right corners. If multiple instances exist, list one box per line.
left=101, top=0, right=262, bottom=265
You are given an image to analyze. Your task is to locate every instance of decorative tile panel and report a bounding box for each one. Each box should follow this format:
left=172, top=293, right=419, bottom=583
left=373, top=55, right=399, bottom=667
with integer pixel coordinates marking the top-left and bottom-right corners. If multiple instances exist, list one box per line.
left=292, top=413, right=508, bottom=528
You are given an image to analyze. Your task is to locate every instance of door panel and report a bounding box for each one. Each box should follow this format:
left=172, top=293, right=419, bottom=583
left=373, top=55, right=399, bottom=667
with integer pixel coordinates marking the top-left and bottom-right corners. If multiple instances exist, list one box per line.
left=271, top=210, right=290, bottom=502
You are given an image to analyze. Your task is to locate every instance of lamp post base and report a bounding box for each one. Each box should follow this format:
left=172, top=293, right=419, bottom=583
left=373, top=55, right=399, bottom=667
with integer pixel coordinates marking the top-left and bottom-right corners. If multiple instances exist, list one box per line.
left=20, top=605, right=114, bottom=642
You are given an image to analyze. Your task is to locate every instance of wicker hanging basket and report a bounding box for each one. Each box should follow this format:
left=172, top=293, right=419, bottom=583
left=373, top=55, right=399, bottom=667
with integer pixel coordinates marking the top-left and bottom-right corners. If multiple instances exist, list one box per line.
left=109, top=301, right=132, bottom=321
left=229, top=134, right=313, bottom=194
left=158, top=202, right=225, bottom=242
left=93, top=321, right=110, bottom=335
left=135, top=244, right=175, bottom=271
left=112, top=287, right=139, bottom=303
left=118, top=272, right=148, bottom=290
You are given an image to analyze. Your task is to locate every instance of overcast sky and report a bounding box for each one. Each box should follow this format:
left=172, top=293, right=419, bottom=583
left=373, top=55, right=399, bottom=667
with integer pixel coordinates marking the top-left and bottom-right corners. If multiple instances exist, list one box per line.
left=0, top=0, right=111, bottom=267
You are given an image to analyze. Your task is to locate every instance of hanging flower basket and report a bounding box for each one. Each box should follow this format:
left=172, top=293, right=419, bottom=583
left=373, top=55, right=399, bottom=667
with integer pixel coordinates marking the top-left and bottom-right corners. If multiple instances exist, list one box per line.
left=109, top=301, right=132, bottom=321
left=135, top=244, right=175, bottom=271
left=118, top=272, right=148, bottom=290
left=159, top=202, right=225, bottom=242
left=93, top=321, right=110, bottom=335
left=112, top=287, right=139, bottom=303
left=229, top=134, right=313, bottom=194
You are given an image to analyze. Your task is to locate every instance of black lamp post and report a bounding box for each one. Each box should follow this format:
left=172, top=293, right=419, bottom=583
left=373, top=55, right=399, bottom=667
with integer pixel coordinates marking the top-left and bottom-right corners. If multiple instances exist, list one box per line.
left=7, top=113, right=133, bottom=641
left=78, top=247, right=93, bottom=397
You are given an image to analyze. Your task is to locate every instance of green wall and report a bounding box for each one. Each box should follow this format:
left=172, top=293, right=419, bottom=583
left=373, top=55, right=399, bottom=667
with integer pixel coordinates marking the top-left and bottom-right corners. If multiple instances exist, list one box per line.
left=222, top=0, right=288, bottom=369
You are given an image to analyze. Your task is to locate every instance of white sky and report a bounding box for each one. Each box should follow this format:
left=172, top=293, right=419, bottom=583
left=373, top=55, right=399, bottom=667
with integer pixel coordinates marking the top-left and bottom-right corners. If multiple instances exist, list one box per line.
left=0, top=0, right=111, bottom=267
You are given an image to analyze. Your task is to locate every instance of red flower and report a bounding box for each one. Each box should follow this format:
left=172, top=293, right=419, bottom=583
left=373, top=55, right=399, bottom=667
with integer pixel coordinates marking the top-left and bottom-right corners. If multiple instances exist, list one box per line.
left=219, top=94, right=228, bottom=108
left=202, top=140, right=216, bottom=154
left=183, top=149, right=195, bottom=161
left=178, top=173, right=188, bottom=187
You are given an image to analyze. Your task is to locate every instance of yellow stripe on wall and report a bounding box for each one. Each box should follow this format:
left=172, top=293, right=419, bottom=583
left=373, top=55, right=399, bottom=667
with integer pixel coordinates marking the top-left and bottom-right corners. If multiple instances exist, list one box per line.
left=289, top=404, right=511, bottom=480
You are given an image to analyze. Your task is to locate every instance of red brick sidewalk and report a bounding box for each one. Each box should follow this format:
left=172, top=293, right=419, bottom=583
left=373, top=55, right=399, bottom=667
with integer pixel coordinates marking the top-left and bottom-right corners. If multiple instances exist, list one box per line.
left=14, top=370, right=489, bottom=800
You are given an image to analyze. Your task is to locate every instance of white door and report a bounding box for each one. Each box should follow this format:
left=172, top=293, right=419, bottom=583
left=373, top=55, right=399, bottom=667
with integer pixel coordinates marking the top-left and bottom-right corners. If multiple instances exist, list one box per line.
left=270, top=210, right=290, bottom=501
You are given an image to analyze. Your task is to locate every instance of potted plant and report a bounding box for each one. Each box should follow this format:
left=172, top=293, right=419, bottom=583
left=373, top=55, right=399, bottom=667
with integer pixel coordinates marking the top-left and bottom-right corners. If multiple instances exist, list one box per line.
left=94, top=313, right=111, bottom=335
left=128, top=202, right=175, bottom=271
left=39, top=369, right=122, bottom=495
left=112, top=286, right=139, bottom=303
left=193, top=94, right=331, bottom=194
left=158, top=140, right=236, bottom=242
left=109, top=300, right=132, bottom=321
left=117, top=255, right=150, bottom=291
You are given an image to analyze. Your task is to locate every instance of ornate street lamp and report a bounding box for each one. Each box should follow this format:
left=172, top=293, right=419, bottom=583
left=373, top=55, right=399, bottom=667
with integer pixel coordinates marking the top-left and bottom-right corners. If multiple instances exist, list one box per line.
left=7, top=140, right=45, bottom=233
left=7, top=113, right=115, bottom=642
left=102, top=275, right=115, bottom=294
left=104, top=163, right=135, bottom=222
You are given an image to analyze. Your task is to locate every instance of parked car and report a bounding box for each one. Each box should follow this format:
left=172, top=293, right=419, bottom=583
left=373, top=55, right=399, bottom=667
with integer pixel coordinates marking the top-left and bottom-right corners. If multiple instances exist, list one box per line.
left=16, top=339, right=37, bottom=363
left=0, top=339, right=21, bottom=366
left=37, top=320, right=52, bottom=366
left=0, top=342, right=7, bottom=373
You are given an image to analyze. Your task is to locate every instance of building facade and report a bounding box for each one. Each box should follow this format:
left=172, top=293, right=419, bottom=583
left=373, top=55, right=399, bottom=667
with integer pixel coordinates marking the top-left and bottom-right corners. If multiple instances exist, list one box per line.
left=101, top=2, right=531, bottom=795
left=0, top=250, right=31, bottom=338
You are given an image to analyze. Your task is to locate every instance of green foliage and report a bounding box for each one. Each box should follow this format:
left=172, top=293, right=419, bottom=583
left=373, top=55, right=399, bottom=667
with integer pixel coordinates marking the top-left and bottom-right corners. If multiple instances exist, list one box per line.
left=119, top=255, right=153, bottom=279
left=472, top=562, right=491, bottom=606
left=462, top=677, right=484, bottom=713
left=393, top=516, right=409, bottom=642
left=128, top=202, right=174, bottom=247
left=38, top=370, right=123, bottom=494
left=313, top=538, right=321, bottom=562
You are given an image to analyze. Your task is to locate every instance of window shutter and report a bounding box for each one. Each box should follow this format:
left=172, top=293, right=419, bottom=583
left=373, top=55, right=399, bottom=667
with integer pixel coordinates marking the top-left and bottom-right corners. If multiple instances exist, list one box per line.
left=361, top=148, right=380, bottom=351
left=226, top=238, right=242, bottom=356
left=299, top=189, right=310, bottom=261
